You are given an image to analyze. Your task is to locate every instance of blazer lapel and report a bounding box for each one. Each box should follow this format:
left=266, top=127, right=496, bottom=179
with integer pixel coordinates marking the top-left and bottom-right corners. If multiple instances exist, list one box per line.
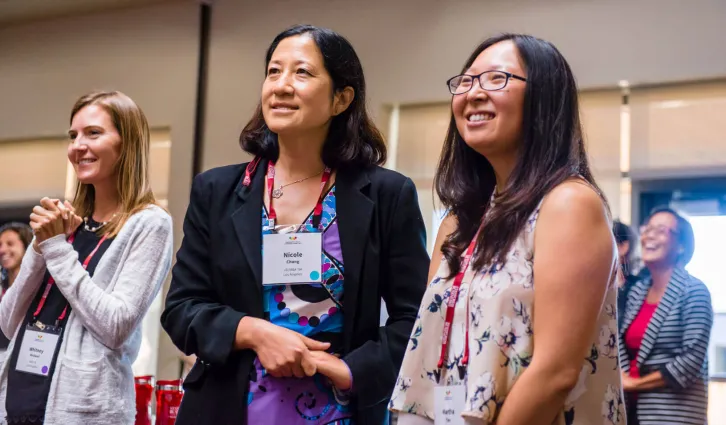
left=335, top=167, right=373, bottom=352
left=636, top=267, right=688, bottom=367
left=231, top=159, right=267, bottom=293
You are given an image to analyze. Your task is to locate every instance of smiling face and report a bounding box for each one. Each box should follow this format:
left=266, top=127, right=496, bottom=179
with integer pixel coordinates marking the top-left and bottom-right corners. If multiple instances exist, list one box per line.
left=261, top=34, right=351, bottom=139
left=67, top=104, right=122, bottom=186
left=451, top=40, right=527, bottom=158
left=0, top=230, right=26, bottom=273
left=640, top=212, right=681, bottom=268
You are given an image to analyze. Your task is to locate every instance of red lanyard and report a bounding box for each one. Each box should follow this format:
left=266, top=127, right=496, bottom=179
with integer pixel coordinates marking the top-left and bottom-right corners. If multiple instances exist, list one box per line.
left=242, top=156, right=262, bottom=187
left=437, top=230, right=480, bottom=369
left=33, top=233, right=107, bottom=324
left=266, top=162, right=332, bottom=229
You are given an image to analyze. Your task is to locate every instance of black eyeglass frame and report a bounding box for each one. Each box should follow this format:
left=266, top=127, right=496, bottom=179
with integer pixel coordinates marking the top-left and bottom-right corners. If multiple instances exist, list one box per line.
left=446, top=70, right=528, bottom=95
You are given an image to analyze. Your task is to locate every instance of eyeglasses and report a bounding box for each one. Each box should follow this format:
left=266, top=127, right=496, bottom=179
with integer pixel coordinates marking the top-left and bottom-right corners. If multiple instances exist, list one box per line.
left=447, top=70, right=527, bottom=95
left=639, top=224, right=677, bottom=238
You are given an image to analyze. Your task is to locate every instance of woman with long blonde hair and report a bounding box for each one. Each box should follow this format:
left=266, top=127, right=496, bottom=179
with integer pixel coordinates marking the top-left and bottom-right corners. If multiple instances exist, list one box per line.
left=0, top=91, right=173, bottom=424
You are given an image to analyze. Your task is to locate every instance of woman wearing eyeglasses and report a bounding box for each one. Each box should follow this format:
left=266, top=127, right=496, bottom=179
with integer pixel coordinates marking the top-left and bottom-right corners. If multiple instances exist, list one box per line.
left=389, top=33, right=624, bottom=425
left=619, top=208, right=712, bottom=425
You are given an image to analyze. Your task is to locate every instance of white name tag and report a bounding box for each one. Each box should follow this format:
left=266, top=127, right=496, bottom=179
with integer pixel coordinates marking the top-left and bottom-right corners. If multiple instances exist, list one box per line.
left=16, top=324, right=61, bottom=376
left=263, top=232, right=322, bottom=285
left=434, top=385, right=466, bottom=425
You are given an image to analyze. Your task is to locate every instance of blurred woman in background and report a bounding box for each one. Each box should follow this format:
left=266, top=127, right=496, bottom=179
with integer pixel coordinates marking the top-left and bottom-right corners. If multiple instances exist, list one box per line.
left=613, top=219, right=639, bottom=328
left=619, top=207, right=712, bottom=425
left=0, top=222, right=33, bottom=351
left=0, top=223, right=33, bottom=297
left=613, top=220, right=637, bottom=280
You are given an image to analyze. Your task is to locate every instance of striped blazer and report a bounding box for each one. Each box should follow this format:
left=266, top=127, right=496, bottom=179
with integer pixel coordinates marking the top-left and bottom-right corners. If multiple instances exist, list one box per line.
left=618, top=267, right=713, bottom=425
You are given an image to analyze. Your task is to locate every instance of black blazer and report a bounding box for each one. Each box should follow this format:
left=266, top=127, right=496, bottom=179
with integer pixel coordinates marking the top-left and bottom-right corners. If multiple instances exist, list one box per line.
left=161, top=160, right=429, bottom=425
left=618, top=267, right=713, bottom=425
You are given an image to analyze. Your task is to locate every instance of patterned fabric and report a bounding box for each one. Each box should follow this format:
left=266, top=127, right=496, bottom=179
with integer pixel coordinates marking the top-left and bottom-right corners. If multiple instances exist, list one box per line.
left=247, top=186, right=354, bottom=425
left=389, top=196, right=625, bottom=425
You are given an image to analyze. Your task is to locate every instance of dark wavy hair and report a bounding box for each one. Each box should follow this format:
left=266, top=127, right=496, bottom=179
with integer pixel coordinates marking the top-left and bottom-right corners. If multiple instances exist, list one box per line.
left=645, top=207, right=695, bottom=267
left=0, top=222, right=33, bottom=290
left=239, top=24, right=386, bottom=168
left=436, top=33, right=607, bottom=276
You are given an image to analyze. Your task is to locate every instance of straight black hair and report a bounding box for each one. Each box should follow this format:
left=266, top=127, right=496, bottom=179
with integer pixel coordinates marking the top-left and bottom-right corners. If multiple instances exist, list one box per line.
left=239, top=24, right=386, bottom=168
left=436, top=33, right=607, bottom=276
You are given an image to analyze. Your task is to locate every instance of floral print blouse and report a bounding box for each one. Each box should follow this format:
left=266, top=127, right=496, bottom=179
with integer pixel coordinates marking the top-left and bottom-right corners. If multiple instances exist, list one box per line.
left=389, top=199, right=625, bottom=424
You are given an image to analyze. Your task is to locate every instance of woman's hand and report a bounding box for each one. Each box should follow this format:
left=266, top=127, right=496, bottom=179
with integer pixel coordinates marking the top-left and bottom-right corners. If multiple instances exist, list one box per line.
left=60, top=200, right=83, bottom=237
left=29, top=199, right=82, bottom=250
left=309, top=351, right=352, bottom=390
left=30, top=198, right=67, bottom=247
left=621, top=371, right=638, bottom=392
left=235, top=316, right=330, bottom=378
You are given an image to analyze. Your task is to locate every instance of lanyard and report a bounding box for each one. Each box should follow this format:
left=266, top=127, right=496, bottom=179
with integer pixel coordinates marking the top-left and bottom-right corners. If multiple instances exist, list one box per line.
left=242, top=156, right=262, bottom=187
left=33, top=232, right=107, bottom=324
left=265, top=162, right=332, bottom=229
left=437, top=230, right=480, bottom=369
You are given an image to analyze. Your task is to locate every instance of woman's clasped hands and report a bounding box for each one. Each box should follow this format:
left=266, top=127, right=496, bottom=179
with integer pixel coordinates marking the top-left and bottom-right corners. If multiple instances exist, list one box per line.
left=236, top=316, right=353, bottom=390
left=29, top=197, right=83, bottom=249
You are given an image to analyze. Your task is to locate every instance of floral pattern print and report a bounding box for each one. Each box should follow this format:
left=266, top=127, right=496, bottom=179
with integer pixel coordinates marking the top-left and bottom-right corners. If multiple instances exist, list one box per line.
left=389, top=197, right=625, bottom=424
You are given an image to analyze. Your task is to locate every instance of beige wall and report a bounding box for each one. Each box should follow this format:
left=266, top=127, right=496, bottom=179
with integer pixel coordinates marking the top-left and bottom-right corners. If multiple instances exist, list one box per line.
left=0, top=1, right=199, bottom=379
left=630, top=81, right=726, bottom=172
left=202, top=0, right=726, bottom=170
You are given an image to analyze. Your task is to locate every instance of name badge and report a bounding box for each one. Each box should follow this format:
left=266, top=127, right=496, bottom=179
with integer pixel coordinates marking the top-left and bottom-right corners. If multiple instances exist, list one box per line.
left=434, top=385, right=466, bottom=425
left=15, top=323, right=61, bottom=377
left=263, top=232, right=322, bottom=285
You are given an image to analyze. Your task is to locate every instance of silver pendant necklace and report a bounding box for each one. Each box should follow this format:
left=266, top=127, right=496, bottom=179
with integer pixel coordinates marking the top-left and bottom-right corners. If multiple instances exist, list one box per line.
left=272, top=170, right=323, bottom=199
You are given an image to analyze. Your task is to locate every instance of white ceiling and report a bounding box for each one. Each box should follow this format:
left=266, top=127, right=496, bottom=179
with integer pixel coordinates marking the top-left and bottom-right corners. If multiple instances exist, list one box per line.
left=0, top=0, right=181, bottom=25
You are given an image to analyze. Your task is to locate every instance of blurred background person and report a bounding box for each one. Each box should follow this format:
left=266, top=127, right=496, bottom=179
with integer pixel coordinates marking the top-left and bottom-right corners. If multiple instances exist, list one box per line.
left=0, top=91, right=173, bottom=424
left=0, top=222, right=33, bottom=297
left=0, top=222, right=33, bottom=352
left=619, top=207, right=713, bottom=425
left=613, top=219, right=639, bottom=328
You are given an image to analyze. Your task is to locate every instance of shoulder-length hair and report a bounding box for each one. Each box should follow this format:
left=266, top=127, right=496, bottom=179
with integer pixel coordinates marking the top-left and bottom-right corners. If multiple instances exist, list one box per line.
left=436, top=33, right=607, bottom=276
left=239, top=24, right=386, bottom=168
left=0, top=222, right=32, bottom=290
left=70, top=91, right=156, bottom=238
left=644, top=207, right=695, bottom=267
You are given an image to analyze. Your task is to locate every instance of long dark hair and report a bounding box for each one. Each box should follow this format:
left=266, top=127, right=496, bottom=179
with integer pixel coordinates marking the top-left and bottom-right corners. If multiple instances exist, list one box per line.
left=239, top=24, right=386, bottom=168
left=436, top=33, right=606, bottom=276
left=0, top=222, right=33, bottom=291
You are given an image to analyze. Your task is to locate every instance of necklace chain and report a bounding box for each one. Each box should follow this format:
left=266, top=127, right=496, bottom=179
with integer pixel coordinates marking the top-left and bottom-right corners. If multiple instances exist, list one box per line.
left=272, top=169, right=324, bottom=199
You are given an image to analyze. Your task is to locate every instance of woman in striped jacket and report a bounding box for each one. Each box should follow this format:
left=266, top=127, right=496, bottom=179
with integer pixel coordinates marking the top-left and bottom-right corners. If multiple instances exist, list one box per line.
left=619, top=207, right=713, bottom=425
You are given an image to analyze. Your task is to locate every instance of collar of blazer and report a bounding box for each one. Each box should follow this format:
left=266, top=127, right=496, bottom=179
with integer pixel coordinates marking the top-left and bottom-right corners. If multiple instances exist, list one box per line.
left=621, top=266, right=690, bottom=368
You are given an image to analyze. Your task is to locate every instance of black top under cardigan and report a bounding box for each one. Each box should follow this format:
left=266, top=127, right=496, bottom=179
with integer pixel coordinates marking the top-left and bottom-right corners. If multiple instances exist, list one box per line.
left=161, top=160, right=430, bottom=425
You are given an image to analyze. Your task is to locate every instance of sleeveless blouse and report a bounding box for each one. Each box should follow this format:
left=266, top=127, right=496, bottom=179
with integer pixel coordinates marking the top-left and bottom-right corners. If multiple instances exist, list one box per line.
left=389, top=197, right=625, bottom=424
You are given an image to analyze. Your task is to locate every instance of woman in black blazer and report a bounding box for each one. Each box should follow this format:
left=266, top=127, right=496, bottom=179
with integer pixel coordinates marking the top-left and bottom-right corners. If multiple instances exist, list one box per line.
left=618, top=207, right=713, bottom=425
left=161, top=24, right=429, bottom=425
